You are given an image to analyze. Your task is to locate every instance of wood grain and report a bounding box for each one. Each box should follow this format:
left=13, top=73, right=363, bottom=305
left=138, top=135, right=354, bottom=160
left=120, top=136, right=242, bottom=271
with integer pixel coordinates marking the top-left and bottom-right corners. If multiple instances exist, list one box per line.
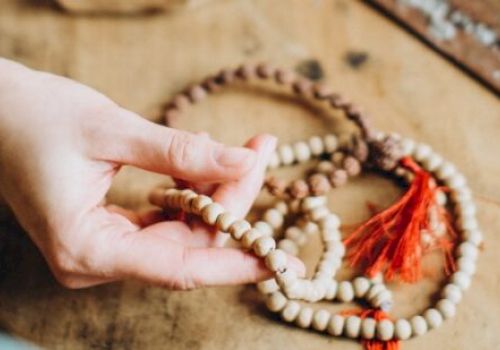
left=0, top=0, right=499, bottom=349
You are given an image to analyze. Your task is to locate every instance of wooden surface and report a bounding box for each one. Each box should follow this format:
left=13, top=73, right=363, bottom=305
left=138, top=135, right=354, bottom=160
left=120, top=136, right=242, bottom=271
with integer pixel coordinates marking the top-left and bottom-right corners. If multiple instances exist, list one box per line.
left=0, top=0, right=499, bottom=349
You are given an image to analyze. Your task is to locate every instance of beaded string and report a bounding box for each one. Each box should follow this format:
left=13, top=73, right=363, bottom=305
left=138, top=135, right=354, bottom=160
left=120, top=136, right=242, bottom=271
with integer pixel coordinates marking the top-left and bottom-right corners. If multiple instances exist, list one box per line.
left=150, top=63, right=481, bottom=346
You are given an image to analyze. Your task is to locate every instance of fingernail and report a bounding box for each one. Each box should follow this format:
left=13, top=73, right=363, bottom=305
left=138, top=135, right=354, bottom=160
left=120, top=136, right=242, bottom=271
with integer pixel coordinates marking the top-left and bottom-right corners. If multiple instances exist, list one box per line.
left=216, top=147, right=256, bottom=168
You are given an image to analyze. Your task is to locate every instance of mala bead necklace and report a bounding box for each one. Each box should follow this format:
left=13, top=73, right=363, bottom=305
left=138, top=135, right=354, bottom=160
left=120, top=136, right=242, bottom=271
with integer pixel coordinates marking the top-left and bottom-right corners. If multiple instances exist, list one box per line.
left=151, top=63, right=482, bottom=349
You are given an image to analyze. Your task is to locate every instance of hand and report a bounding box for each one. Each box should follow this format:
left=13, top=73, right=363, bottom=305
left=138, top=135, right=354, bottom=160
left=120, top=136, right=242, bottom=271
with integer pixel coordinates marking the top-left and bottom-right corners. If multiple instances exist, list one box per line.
left=0, top=58, right=305, bottom=289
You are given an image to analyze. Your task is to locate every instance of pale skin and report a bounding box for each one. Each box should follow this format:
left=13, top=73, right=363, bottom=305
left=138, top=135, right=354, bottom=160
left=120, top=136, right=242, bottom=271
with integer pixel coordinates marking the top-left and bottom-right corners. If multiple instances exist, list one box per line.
left=0, top=58, right=305, bottom=290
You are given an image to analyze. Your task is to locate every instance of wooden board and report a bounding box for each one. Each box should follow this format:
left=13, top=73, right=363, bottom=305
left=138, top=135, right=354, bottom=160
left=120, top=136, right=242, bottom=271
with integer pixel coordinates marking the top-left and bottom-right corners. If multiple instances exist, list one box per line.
left=367, top=0, right=500, bottom=94
left=0, top=0, right=499, bottom=349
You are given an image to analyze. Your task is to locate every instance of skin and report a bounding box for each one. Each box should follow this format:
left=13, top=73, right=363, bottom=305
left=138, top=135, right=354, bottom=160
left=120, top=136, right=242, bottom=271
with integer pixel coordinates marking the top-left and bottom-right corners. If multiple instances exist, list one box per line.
left=0, top=58, right=305, bottom=290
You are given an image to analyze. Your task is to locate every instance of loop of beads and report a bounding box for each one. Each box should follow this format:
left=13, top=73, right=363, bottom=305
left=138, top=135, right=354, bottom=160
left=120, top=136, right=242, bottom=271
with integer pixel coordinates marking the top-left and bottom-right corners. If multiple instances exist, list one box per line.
left=153, top=63, right=481, bottom=343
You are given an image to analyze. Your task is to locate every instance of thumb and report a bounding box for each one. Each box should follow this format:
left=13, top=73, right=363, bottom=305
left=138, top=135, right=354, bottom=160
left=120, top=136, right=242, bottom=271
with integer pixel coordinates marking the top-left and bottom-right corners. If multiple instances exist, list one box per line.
left=93, top=107, right=257, bottom=183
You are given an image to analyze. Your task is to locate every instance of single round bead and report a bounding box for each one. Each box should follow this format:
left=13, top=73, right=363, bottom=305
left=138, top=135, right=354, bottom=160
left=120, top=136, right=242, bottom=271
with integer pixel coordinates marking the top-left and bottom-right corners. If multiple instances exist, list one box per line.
left=337, top=281, right=355, bottom=302
left=285, top=226, right=307, bottom=246
left=254, top=221, right=274, bottom=236
left=278, top=239, right=299, bottom=256
left=400, top=138, right=415, bottom=156
left=413, top=143, right=432, bottom=161
left=302, top=196, right=327, bottom=211
left=268, top=152, right=280, bottom=169
left=353, top=277, right=371, bottom=298
left=263, top=208, right=284, bottom=229
left=423, top=152, right=443, bottom=171
left=376, top=319, right=395, bottom=341
left=367, top=283, right=386, bottom=300
left=410, top=315, right=428, bottom=336
left=321, top=228, right=341, bottom=242
left=241, top=228, right=265, bottom=249
left=188, top=85, right=207, bottom=102
left=201, top=202, right=225, bottom=225
left=253, top=236, right=276, bottom=257
left=395, top=319, right=412, bottom=340
left=459, top=215, right=479, bottom=231
left=441, top=283, right=463, bottom=304
left=215, top=212, right=237, bottom=232
left=424, top=308, right=443, bottom=329
left=228, top=220, right=252, bottom=240
left=275, top=201, right=288, bottom=215
left=343, top=156, right=362, bottom=176
left=457, top=256, right=476, bottom=275
left=308, top=174, right=331, bottom=195
left=293, top=141, right=312, bottom=162
left=326, top=240, right=345, bottom=257
left=296, top=307, right=314, bottom=328
left=436, top=162, right=457, bottom=179
left=457, top=241, right=479, bottom=260
left=275, top=269, right=297, bottom=289
left=329, top=169, right=348, bottom=187
left=281, top=301, right=301, bottom=322
left=290, top=179, right=310, bottom=198
left=361, top=318, right=377, bottom=339
left=257, top=278, right=279, bottom=295
left=277, top=144, right=295, bottom=165
left=265, top=249, right=288, bottom=272
left=319, top=213, right=341, bottom=230
left=344, top=316, right=362, bottom=338
left=325, top=280, right=338, bottom=300
left=275, top=68, right=295, bottom=85
left=330, top=151, right=345, bottom=167
left=323, top=134, right=339, bottom=153
left=451, top=271, right=472, bottom=290
left=436, top=299, right=456, bottom=319
left=447, top=173, right=466, bottom=189
left=463, top=229, right=483, bottom=246
left=328, top=315, right=345, bottom=336
left=312, top=309, right=331, bottom=331
left=256, top=63, right=275, bottom=79
left=266, top=292, right=287, bottom=312
left=372, top=290, right=393, bottom=310
left=309, top=136, right=325, bottom=155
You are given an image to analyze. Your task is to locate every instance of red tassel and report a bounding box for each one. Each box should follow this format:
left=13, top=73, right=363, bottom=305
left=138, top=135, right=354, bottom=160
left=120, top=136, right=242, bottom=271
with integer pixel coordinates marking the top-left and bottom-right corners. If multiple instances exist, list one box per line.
left=340, top=309, right=400, bottom=350
left=344, top=156, right=455, bottom=283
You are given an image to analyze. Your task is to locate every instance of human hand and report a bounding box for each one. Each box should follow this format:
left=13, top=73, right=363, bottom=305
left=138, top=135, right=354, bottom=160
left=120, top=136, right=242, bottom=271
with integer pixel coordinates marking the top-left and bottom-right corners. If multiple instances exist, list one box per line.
left=0, top=58, right=305, bottom=289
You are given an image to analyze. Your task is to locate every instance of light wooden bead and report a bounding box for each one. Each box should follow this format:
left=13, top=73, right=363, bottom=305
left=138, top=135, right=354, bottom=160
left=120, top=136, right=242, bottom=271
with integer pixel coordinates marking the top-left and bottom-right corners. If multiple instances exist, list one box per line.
left=278, top=239, right=299, bottom=256
left=457, top=256, right=476, bottom=275
left=228, top=220, right=251, bottom=240
left=264, top=208, right=284, bottom=229
left=191, top=194, right=213, bottom=214
left=424, top=308, right=443, bottom=329
left=410, top=315, right=428, bottom=336
left=311, top=309, right=330, bottom=331
left=344, top=316, right=362, bottom=338
left=309, top=136, right=325, bottom=155
left=266, top=292, right=287, bottom=312
left=257, top=278, right=279, bottom=295
left=309, top=206, right=329, bottom=221
left=441, top=283, right=463, bottom=304
left=330, top=152, right=344, bottom=167
left=457, top=201, right=476, bottom=217
left=215, top=212, right=237, bottom=232
left=337, top=281, right=354, bottom=302
left=325, top=280, right=338, bottom=300
left=447, top=173, right=466, bottom=189
left=323, top=134, right=338, bottom=153
left=293, top=141, right=311, bottom=162
left=451, top=271, right=472, bottom=290
left=436, top=162, right=457, bottom=179
left=296, top=307, right=314, bottom=328
left=400, top=138, right=415, bottom=156
left=254, top=221, right=274, bottom=236
left=301, top=196, right=327, bottom=211
left=319, top=214, right=341, bottom=230
left=265, top=249, right=288, bottom=272
left=201, top=202, right=225, bottom=225
left=459, top=216, right=478, bottom=231
left=328, top=315, right=345, bottom=336
left=275, top=269, right=297, bottom=288
left=281, top=301, right=301, bottom=322
left=436, top=299, right=456, bottom=319
left=316, top=160, right=335, bottom=174
left=241, top=228, right=264, bottom=249
left=326, top=241, right=345, bottom=257
left=283, top=279, right=304, bottom=299
left=180, top=191, right=197, bottom=211
left=413, top=143, right=432, bottom=161
left=395, top=319, right=412, bottom=340
left=353, top=277, right=371, bottom=298
left=367, top=283, right=386, bottom=300
left=268, top=152, right=280, bottom=169
left=253, top=236, right=276, bottom=257
left=361, top=318, right=377, bottom=339
left=275, top=201, right=288, bottom=215
left=423, top=152, right=443, bottom=171
left=452, top=187, right=473, bottom=203
left=372, top=290, right=393, bottom=310
left=300, top=220, right=319, bottom=235
left=457, top=241, right=478, bottom=260
left=285, top=226, right=307, bottom=246
left=463, top=229, right=483, bottom=246
left=376, top=319, right=394, bottom=341
left=278, top=144, right=295, bottom=165
left=321, top=228, right=341, bottom=242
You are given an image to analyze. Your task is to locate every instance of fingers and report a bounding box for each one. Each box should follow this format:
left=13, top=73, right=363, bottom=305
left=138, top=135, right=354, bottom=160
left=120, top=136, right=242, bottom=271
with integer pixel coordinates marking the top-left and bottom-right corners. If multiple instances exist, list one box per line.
left=94, top=108, right=256, bottom=183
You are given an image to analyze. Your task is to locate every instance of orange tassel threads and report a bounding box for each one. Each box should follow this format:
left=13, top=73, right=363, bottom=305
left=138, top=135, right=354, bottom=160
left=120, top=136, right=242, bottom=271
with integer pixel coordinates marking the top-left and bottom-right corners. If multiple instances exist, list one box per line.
left=344, top=156, right=455, bottom=283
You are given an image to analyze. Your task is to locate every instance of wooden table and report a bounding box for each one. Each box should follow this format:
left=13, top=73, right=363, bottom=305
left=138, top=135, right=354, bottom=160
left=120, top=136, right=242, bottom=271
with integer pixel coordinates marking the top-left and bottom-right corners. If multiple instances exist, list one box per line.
left=0, top=0, right=499, bottom=349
